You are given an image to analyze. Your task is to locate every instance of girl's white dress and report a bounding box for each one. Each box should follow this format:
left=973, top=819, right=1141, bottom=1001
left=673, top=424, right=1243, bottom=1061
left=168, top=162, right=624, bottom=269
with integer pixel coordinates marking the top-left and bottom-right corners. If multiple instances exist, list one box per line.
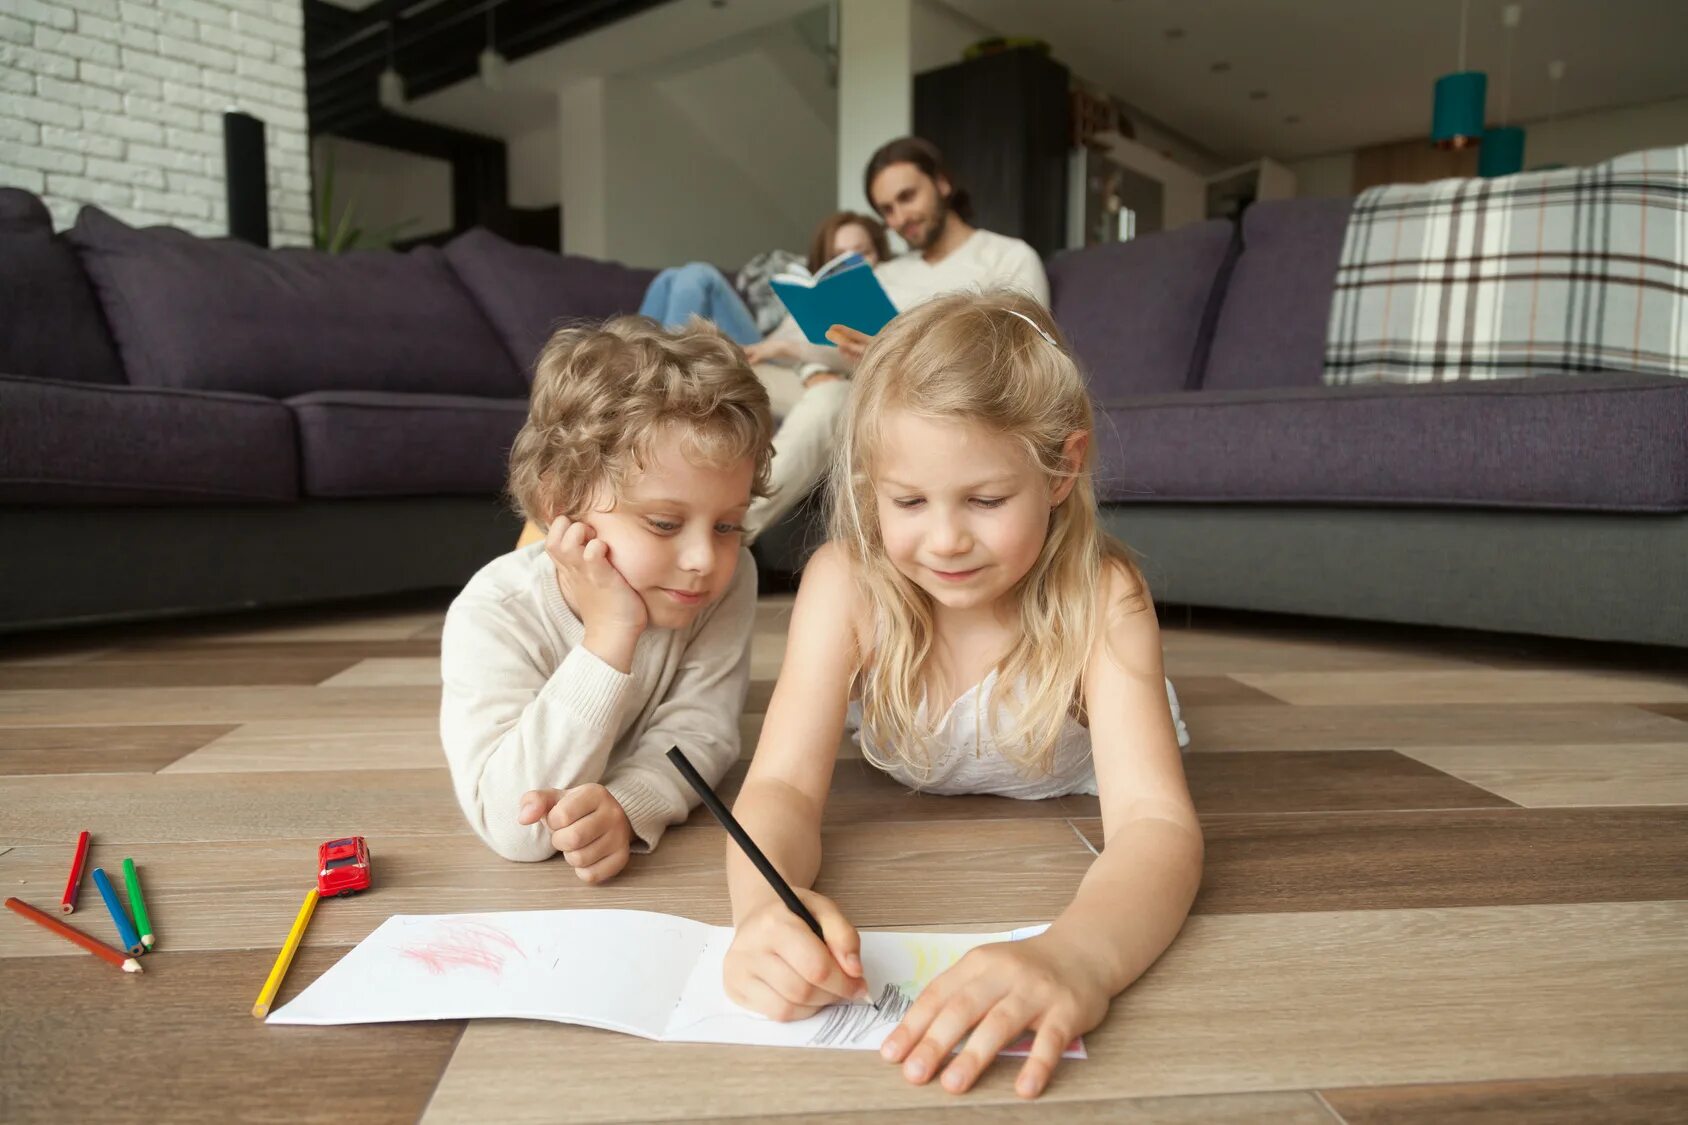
left=850, top=674, right=1190, bottom=799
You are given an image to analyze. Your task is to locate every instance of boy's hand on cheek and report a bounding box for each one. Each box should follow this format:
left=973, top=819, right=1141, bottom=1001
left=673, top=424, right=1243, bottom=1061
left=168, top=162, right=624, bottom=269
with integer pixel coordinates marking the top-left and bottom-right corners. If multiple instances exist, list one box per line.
left=544, top=516, right=647, bottom=672
left=878, top=933, right=1108, bottom=1100
left=545, top=783, right=633, bottom=884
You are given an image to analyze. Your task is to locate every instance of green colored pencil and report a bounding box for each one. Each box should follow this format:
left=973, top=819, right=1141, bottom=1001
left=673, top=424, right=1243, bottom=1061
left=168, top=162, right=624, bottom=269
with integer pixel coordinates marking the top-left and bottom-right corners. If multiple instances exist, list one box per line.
left=122, top=858, right=154, bottom=949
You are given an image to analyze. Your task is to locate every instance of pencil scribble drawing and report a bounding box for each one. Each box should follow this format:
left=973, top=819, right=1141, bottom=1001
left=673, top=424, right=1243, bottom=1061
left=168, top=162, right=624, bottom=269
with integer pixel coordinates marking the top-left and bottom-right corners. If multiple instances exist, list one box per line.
left=399, top=919, right=526, bottom=977
left=806, top=983, right=912, bottom=1047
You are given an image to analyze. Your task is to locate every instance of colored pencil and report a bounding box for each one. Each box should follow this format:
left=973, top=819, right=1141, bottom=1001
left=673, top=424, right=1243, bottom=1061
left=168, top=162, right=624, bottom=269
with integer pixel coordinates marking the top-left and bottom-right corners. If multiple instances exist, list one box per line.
left=122, top=858, right=154, bottom=949
left=6, top=897, right=142, bottom=973
left=60, top=830, right=91, bottom=914
left=90, top=867, right=145, bottom=957
left=666, top=746, right=877, bottom=1009
left=253, top=888, right=319, bottom=1019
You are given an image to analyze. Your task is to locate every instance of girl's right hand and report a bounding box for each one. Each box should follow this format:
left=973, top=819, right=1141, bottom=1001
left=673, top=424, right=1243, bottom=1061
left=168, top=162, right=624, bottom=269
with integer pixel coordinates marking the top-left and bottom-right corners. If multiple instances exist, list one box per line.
left=724, top=889, right=871, bottom=1020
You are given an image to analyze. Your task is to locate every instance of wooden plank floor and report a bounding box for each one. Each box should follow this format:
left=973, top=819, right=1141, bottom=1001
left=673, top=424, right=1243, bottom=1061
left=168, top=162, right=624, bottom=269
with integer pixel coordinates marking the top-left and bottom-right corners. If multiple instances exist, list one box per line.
left=2, top=595, right=1686, bottom=1124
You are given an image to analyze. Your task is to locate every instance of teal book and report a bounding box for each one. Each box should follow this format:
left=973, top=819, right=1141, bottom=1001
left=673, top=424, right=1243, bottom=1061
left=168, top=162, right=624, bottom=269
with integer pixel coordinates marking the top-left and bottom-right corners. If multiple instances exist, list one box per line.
left=768, top=252, right=899, bottom=345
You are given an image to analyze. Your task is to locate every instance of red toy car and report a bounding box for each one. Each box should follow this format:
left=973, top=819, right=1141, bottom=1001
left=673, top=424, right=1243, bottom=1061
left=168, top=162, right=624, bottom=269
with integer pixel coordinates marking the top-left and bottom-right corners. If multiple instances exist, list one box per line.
left=316, top=836, right=372, bottom=897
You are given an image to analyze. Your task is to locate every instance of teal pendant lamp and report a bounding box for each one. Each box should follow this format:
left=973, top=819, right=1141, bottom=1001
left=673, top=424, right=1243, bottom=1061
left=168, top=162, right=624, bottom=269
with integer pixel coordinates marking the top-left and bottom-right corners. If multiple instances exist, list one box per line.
left=1431, top=0, right=1486, bottom=150
left=1479, top=5, right=1525, bottom=176
left=1433, top=73, right=1487, bottom=149
left=1478, top=126, right=1525, bottom=176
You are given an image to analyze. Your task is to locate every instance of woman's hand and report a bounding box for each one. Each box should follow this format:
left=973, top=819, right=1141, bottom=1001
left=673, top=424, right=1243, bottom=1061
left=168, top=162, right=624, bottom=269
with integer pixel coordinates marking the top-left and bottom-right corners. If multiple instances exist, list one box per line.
left=743, top=337, right=800, bottom=365
left=824, top=325, right=872, bottom=362
left=724, top=888, right=870, bottom=1020
left=879, top=932, right=1110, bottom=1099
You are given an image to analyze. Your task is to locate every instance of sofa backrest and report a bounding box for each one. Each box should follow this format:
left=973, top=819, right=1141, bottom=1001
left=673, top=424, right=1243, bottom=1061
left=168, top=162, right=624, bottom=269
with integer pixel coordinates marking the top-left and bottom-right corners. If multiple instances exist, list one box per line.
left=1050, top=219, right=1239, bottom=399
left=0, top=189, right=126, bottom=386
left=443, top=227, right=659, bottom=376
left=67, top=206, right=525, bottom=400
left=1201, top=196, right=1353, bottom=391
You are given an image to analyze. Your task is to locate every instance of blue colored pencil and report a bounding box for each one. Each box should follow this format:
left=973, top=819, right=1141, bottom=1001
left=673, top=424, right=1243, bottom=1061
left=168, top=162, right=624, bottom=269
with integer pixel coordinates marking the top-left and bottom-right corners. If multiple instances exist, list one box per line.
left=90, top=868, right=145, bottom=957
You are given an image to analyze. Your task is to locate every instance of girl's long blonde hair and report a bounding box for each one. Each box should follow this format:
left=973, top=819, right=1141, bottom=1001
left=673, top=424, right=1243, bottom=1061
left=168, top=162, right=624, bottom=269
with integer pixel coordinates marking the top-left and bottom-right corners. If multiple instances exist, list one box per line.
left=828, top=291, right=1143, bottom=780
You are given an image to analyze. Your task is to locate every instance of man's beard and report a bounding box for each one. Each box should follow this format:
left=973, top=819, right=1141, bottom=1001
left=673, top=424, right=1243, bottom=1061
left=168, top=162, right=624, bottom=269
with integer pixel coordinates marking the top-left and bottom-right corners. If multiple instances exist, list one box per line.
left=907, top=194, right=950, bottom=251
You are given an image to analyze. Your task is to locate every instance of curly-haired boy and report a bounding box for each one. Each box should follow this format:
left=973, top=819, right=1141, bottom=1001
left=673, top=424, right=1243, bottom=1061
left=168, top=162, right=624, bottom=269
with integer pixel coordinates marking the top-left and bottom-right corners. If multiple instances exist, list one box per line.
left=440, top=316, right=774, bottom=880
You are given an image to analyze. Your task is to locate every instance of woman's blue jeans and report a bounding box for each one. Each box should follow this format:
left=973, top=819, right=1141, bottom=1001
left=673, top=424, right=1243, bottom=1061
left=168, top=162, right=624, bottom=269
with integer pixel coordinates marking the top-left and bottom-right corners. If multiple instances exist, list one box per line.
left=638, top=262, right=761, bottom=345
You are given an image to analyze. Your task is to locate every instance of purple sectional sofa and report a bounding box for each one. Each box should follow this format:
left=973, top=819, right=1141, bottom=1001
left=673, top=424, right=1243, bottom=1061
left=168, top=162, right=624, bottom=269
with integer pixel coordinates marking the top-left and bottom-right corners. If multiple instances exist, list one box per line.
left=5, top=187, right=1682, bottom=643
left=1050, top=198, right=1688, bottom=646
left=0, top=189, right=657, bottom=630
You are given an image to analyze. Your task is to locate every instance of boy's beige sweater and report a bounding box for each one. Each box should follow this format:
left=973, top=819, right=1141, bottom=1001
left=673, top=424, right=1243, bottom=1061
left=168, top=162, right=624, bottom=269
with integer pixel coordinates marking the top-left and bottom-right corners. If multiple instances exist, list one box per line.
left=439, top=543, right=755, bottom=861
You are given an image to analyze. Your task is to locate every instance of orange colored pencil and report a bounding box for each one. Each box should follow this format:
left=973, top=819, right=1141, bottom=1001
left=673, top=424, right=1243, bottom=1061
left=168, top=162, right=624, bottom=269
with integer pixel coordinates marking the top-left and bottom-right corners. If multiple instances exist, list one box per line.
left=5, top=897, right=143, bottom=973
left=61, top=830, right=91, bottom=914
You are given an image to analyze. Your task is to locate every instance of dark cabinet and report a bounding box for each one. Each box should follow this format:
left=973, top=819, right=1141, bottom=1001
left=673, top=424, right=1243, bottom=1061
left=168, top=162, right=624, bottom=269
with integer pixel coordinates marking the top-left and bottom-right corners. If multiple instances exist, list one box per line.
left=913, top=48, right=1070, bottom=258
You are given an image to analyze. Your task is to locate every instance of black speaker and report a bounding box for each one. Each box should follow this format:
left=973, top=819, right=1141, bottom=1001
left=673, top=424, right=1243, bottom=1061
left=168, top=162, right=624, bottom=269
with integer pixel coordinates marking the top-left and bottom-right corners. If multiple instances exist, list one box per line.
left=223, top=111, right=269, bottom=247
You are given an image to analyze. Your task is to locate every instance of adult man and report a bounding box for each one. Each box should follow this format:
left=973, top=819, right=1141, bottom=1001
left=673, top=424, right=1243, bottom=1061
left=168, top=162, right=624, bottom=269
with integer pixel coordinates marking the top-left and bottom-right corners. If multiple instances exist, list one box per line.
left=825, top=136, right=1048, bottom=364
left=743, top=137, right=1048, bottom=534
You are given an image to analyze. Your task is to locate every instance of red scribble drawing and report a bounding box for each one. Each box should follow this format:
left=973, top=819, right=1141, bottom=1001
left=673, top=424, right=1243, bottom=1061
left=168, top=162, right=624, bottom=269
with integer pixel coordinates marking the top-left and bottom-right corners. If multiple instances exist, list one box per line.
left=399, top=920, right=527, bottom=976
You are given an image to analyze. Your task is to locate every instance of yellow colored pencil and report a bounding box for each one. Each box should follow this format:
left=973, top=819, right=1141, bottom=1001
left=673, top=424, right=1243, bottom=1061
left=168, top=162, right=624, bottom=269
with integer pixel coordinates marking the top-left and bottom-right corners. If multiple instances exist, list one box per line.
left=252, top=888, right=318, bottom=1019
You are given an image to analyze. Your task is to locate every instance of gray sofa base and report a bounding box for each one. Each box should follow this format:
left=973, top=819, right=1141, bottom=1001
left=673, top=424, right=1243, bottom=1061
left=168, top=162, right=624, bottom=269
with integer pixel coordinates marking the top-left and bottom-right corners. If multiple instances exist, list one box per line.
left=1106, top=505, right=1688, bottom=648
left=0, top=499, right=521, bottom=632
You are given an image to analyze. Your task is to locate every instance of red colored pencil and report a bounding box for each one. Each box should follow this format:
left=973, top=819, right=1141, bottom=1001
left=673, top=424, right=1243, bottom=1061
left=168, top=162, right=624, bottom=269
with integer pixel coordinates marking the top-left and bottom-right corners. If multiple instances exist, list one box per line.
left=5, top=897, right=143, bottom=973
left=60, top=830, right=91, bottom=915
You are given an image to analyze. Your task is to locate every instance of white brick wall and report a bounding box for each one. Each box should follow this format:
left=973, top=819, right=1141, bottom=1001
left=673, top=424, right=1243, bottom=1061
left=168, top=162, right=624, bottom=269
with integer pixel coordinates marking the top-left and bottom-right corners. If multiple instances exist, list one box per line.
left=0, top=0, right=313, bottom=245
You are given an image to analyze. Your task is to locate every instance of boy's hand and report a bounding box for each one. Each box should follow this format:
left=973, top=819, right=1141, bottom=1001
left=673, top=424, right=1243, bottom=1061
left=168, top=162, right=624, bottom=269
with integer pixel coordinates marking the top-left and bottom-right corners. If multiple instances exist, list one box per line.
left=517, top=784, right=634, bottom=884
left=878, top=932, right=1108, bottom=1099
left=724, top=889, right=870, bottom=1020
left=545, top=516, right=647, bottom=672
left=824, top=324, right=872, bottom=362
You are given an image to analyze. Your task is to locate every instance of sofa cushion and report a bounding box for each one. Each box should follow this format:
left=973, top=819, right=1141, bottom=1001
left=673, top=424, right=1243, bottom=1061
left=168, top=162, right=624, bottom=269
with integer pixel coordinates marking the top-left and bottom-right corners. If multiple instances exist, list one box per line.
left=0, top=189, right=126, bottom=385
left=1324, top=145, right=1688, bottom=387
left=443, top=227, right=659, bottom=373
left=1095, top=373, right=1688, bottom=512
left=288, top=391, right=528, bottom=499
left=1049, top=219, right=1238, bottom=398
left=1202, top=197, right=1352, bottom=391
left=0, top=373, right=297, bottom=503
left=67, top=207, right=524, bottom=400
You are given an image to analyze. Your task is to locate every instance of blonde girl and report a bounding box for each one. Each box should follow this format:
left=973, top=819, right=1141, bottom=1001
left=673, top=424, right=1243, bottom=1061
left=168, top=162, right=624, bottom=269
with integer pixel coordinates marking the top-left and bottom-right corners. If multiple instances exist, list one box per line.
left=721, top=291, right=1203, bottom=1099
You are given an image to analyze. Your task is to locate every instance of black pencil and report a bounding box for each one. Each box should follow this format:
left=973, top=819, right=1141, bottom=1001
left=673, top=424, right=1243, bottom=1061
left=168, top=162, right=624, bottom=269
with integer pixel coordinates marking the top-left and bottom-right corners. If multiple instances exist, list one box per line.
left=666, top=746, right=824, bottom=936
left=666, top=746, right=878, bottom=1009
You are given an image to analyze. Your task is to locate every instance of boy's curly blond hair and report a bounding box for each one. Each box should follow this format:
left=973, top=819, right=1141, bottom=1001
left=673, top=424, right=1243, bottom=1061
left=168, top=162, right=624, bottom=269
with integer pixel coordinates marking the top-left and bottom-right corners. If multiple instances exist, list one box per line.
left=508, top=315, right=774, bottom=527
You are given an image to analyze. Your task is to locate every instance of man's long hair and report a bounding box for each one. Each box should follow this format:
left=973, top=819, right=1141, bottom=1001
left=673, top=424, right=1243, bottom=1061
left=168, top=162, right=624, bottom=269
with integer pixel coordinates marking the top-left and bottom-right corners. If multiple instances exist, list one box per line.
left=863, top=136, right=974, bottom=223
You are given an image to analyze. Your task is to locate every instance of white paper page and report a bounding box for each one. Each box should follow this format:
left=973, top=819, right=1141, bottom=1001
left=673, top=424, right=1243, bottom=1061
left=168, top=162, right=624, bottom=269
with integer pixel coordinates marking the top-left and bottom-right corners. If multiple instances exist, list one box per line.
left=268, top=909, right=710, bottom=1037
left=269, top=910, right=1082, bottom=1058
left=663, top=923, right=1083, bottom=1058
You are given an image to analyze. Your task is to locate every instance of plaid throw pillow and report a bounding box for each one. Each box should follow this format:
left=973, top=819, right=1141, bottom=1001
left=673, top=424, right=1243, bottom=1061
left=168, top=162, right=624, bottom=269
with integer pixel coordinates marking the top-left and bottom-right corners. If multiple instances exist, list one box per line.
left=1324, top=144, right=1688, bottom=385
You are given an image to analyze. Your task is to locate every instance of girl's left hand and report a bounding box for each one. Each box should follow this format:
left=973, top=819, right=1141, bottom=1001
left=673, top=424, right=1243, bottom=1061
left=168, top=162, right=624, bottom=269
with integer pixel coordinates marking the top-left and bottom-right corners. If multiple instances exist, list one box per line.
left=878, top=933, right=1110, bottom=1099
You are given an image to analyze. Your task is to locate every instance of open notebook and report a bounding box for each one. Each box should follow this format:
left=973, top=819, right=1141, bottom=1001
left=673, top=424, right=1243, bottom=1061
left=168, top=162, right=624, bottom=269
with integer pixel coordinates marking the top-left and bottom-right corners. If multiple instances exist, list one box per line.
left=769, top=251, right=900, bottom=345
left=269, top=908, right=1084, bottom=1058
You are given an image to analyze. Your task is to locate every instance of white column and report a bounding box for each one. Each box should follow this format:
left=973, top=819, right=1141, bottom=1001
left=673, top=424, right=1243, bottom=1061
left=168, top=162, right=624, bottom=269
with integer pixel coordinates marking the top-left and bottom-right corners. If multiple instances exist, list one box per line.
left=558, top=78, right=608, bottom=259
left=836, top=0, right=912, bottom=212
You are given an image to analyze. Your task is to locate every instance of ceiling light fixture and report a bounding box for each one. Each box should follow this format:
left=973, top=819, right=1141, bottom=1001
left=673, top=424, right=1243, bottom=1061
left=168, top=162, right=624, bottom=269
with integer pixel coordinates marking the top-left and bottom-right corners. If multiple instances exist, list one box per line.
left=478, top=4, right=506, bottom=90
left=1430, top=0, right=1486, bottom=150
left=1479, top=4, right=1525, bottom=177
left=377, top=22, right=404, bottom=110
